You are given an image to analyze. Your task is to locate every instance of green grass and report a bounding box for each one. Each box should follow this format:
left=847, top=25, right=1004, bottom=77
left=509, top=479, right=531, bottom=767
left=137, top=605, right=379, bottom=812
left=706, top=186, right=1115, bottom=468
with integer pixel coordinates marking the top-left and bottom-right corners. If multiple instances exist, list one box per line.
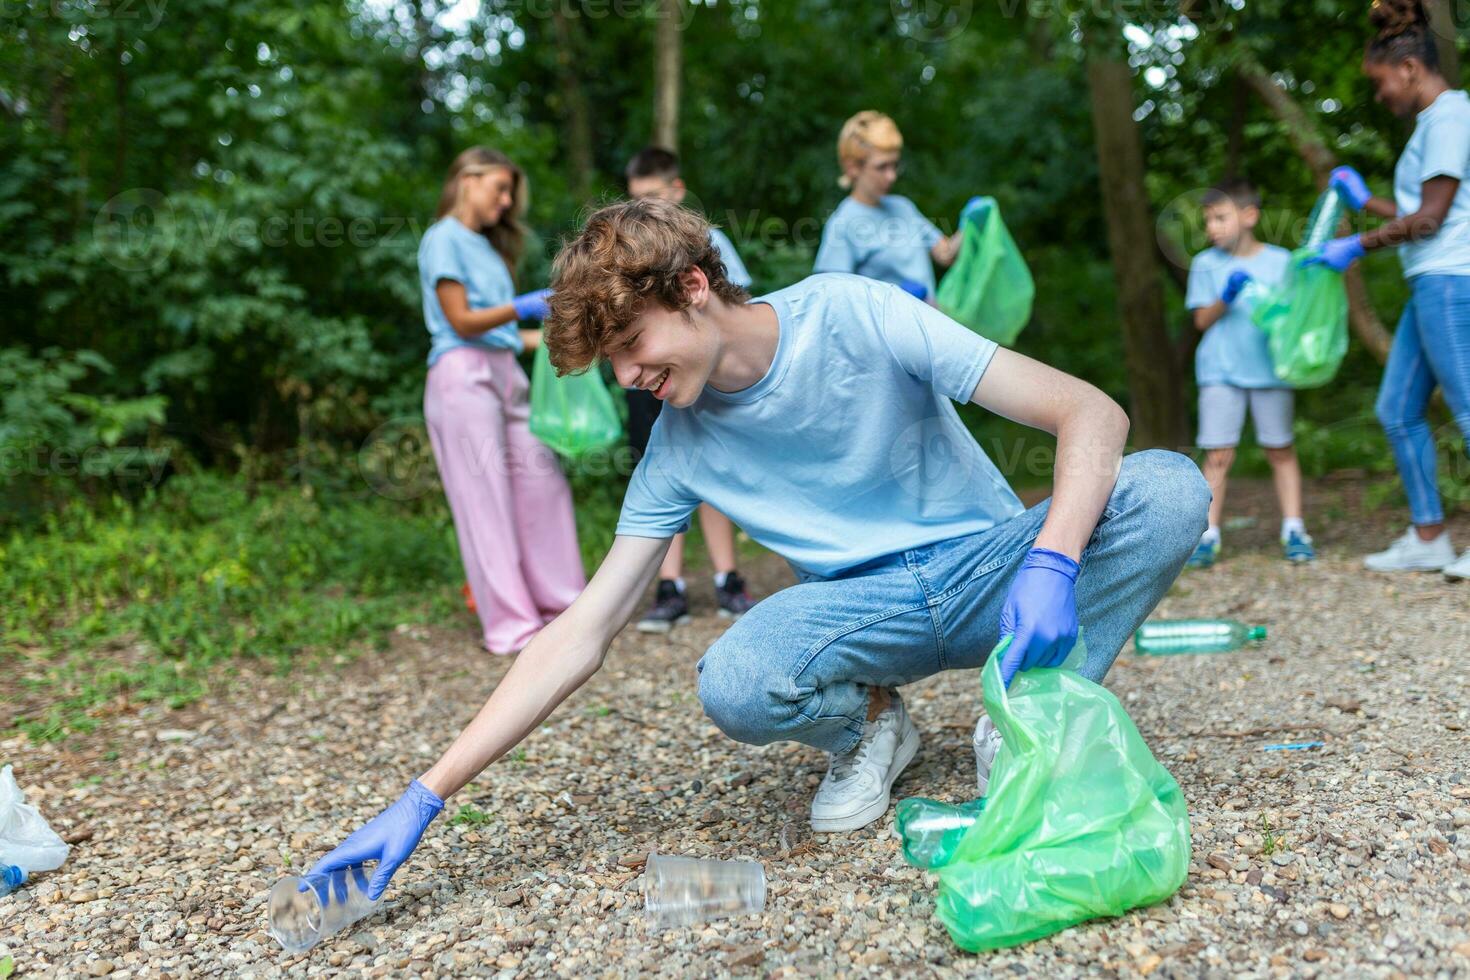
left=448, top=803, right=494, bottom=827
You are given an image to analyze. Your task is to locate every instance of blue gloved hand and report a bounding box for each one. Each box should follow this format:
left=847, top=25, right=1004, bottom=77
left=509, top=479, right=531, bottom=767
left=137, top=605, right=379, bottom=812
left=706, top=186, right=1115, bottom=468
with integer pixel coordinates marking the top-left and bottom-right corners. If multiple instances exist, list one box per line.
left=998, top=547, right=1081, bottom=689
left=897, top=279, right=929, bottom=301
left=1330, top=165, right=1372, bottom=211
left=1305, top=234, right=1365, bottom=273
left=1221, top=270, right=1252, bottom=305
left=306, top=779, right=445, bottom=901
left=511, top=288, right=552, bottom=321
left=961, top=195, right=991, bottom=224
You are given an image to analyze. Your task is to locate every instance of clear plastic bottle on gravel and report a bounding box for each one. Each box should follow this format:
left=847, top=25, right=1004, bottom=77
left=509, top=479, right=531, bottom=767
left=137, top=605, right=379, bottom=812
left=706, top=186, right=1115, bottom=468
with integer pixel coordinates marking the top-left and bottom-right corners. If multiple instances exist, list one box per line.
left=267, top=863, right=379, bottom=954
left=0, top=864, right=26, bottom=898
left=895, top=798, right=987, bottom=870
left=642, top=853, right=765, bottom=928
left=1134, top=619, right=1266, bottom=654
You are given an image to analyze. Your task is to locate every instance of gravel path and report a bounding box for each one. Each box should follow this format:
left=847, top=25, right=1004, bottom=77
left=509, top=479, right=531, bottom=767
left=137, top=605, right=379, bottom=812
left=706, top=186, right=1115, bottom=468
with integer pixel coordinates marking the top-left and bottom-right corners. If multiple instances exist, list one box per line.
left=4, top=480, right=1470, bottom=978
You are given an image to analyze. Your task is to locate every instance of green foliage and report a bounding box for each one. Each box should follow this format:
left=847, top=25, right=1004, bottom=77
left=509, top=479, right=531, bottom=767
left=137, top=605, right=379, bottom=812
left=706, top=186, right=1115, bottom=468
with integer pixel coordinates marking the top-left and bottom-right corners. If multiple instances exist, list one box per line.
left=448, top=804, right=494, bottom=828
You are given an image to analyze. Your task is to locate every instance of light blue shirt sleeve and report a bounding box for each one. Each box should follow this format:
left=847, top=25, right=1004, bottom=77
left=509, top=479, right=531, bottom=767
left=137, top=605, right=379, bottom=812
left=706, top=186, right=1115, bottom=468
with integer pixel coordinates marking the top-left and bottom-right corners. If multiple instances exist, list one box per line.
left=877, top=285, right=999, bottom=403
left=709, top=227, right=753, bottom=288
left=813, top=217, right=858, bottom=274
left=420, top=227, right=468, bottom=287
left=1185, top=256, right=1216, bottom=310
left=616, top=441, right=698, bottom=539
left=1418, top=108, right=1470, bottom=182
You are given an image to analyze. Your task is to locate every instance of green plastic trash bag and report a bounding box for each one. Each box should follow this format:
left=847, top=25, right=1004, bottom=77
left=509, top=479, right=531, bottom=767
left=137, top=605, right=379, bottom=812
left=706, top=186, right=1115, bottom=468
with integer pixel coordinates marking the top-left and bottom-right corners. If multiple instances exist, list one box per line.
left=528, top=342, right=623, bottom=458
left=1251, top=188, right=1350, bottom=389
left=896, top=638, right=1191, bottom=953
left=936, top=197, right=1034, bottom=346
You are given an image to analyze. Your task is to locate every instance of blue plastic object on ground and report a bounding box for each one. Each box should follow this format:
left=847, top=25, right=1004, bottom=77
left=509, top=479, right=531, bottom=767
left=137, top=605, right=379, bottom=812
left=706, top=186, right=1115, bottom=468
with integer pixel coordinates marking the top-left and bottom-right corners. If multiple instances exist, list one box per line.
left=0, top=865, right=25, bottom=898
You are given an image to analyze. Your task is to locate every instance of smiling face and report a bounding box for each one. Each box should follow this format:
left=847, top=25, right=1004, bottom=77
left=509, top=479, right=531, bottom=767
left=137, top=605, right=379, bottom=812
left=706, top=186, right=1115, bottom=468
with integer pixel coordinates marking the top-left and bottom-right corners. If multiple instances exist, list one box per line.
left=606, top=269, right=719, bottom=408
left=460, top=165, right=517, bottom=227
left=1364, top=57, right=1426, bottom=118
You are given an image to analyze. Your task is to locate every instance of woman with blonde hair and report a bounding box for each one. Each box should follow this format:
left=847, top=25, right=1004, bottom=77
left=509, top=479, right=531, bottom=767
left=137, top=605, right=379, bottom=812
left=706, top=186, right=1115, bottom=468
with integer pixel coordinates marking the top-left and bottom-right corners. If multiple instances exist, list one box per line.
left=813, top=111, right=963, bottom=300
left=416, top=147, right=585, bottom=654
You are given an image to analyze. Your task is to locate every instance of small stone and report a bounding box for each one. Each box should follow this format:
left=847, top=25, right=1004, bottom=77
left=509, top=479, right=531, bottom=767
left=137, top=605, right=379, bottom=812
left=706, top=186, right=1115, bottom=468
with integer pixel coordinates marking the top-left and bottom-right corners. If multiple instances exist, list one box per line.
left=1452, top=941, right=1470, bottom=957
left=1271, top=851, right=1295, bottom=867
left=725, top=945, right=763, bottom=969
left=70, top=890, right=98, bottom=903
left=1206, top=853, right=1232, bottom=871
left=1303, top=949, right=1328, bottom=962
left=1451, top=809, right=1470, bottom=828
left=1291, top=920, right=1309, bottom=936
left=1329, top=903, right=1350, bottom=920
left=857, top=950, right=889, bottom=967
left=1137, top=953, right=1163, bottom=975
left=156, top=729, right=195, bottom=743
left=87, top=961, right=115, bottom=977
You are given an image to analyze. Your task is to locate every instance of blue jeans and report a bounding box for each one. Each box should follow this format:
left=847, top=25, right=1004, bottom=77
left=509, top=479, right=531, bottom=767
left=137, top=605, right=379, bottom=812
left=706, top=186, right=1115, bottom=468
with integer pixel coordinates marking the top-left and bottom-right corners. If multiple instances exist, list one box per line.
left=1376, top=273, right=1470, bottom=527
left=696, top=450, right=1210, bottom=755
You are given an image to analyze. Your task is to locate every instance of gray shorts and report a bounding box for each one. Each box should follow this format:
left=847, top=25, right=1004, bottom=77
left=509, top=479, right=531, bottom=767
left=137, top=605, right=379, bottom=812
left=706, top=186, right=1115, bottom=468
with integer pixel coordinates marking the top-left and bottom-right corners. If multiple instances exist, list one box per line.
left=1197, top=385, right=1295, bottom=449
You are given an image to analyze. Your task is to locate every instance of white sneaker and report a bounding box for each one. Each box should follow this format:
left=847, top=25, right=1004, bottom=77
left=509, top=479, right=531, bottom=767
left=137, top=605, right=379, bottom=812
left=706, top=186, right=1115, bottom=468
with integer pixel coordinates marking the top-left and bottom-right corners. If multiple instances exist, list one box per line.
left=1445, top=549, right=1470, bottom=581
left=1363, top=526, right=1455, bottom=572
left=810, top=694, right=920, bottom=833
left=973, top=715, right=1003, bottom=797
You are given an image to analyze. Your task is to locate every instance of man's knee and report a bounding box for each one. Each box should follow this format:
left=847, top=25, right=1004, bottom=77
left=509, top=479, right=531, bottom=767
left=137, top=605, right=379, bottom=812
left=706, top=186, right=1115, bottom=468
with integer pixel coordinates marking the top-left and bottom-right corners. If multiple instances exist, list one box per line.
left=1116, top=449, right=1211, bottom=540
left=697, top=638, right=784, bottom=746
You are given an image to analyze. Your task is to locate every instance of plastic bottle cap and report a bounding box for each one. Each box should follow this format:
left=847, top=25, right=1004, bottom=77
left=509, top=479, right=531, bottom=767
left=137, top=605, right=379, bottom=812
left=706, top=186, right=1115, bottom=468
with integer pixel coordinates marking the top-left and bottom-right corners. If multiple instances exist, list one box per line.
left=3, top=865, right=25, bottom=888
left=1248, top=626, right=1267, bottom=642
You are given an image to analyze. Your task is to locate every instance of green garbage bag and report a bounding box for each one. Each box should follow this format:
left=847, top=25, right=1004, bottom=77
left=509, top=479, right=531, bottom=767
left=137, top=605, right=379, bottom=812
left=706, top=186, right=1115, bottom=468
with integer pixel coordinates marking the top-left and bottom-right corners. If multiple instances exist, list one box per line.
left=896, top=638, right=1191, bottom=953
left=1251, top=188, right=1350, bottom=389
left=528, top=342, right=623, bottom=458
left=936, top=197, right=1034, bottom=346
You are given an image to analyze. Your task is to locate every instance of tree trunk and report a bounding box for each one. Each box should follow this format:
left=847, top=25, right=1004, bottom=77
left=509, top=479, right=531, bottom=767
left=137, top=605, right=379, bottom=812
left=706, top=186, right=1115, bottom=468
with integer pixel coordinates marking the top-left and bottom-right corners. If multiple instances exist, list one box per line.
left=1086, top=55, right=1187, bottom=450
left=1238, top=58, right=1394, bottom=363
left=653, top=0, right=683, bottom=151
left=550, top=8, right=595, bottom=199
left=1426, top=0, right=1461, bottom=88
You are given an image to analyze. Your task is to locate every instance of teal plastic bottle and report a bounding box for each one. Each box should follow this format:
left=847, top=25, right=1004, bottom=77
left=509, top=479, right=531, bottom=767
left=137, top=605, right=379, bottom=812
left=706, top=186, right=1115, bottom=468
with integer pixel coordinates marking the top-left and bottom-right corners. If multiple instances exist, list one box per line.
left=1134, top=619, right=1266, bottom=655
left=895, top=797, right=987, bottom=870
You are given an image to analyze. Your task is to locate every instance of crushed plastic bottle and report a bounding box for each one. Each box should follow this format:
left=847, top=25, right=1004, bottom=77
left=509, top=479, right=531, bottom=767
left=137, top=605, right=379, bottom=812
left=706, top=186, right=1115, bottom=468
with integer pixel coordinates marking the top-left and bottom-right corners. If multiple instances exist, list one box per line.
left=1134, top=618, right=1267, bottom=654
left=642, top=853, right=765, bottom=928
left=268, top=864, right=379, bottom=954
left=895, top=798, right=986, bottom=870
left=0, top=865, right=26, bottom=898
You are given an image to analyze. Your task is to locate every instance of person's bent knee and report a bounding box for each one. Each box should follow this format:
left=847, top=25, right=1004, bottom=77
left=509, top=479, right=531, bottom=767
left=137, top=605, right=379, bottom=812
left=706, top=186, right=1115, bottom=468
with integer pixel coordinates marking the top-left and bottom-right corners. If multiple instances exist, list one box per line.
left=1119, top=449, right=1211, bottom=538
left=697, top=643, right=783, bottom=746
left=1375, top=389, right=1415, bottom=436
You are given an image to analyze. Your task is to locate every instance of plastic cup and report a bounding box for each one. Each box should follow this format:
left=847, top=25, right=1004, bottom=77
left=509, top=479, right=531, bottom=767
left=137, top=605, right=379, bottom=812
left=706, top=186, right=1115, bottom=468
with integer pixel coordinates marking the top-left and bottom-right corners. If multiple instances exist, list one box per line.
left=642, top=853, right=766, bottom=928
left=267, top=864, right=379, bottom=954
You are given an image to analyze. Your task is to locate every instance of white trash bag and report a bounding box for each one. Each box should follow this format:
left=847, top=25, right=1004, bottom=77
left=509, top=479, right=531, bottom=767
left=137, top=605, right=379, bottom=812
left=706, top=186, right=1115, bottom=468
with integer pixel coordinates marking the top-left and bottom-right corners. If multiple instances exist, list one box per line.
left=0, top=764, right=70, bottom=872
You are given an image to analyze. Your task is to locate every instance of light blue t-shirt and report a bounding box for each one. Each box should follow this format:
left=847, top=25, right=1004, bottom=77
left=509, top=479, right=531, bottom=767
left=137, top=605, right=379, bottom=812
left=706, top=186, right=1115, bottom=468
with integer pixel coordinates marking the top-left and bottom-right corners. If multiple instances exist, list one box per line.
left=1395, top=89, right=1470, bottom=278
left=1186, top=244, right=1292, bottom=389
left=709, top=226, right=753, bottom=288
left=417, top=216, right=524, bottom=367
left=616, top=273, right=1024, bottom=578
left=813, top=195, right=944, bottom=297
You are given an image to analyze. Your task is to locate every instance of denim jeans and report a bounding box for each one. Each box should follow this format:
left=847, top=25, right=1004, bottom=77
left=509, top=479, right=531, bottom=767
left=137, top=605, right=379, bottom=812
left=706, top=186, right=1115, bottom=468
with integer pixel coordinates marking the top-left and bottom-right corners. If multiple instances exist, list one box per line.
left=696, top=450, right=1210, bottom=755
left=1376, top=273, right=1470, bottom=527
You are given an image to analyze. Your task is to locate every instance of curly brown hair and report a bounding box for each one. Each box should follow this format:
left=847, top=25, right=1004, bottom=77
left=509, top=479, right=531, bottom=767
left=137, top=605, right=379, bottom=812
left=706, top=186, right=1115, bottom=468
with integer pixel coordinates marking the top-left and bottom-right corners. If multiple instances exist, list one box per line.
left=545, top=197, right=751, bottom=375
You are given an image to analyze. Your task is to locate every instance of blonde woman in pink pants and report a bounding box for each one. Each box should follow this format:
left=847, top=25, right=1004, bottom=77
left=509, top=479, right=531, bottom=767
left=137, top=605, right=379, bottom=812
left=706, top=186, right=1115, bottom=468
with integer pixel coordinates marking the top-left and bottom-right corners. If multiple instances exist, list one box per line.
left=417, top=147, right=585, bottom=654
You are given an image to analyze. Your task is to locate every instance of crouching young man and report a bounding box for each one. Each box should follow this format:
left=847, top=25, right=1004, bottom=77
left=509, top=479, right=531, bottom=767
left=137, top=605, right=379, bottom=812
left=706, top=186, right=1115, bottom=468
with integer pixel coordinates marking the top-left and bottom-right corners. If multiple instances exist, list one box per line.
left=307, top=198, right=1208, bottom=899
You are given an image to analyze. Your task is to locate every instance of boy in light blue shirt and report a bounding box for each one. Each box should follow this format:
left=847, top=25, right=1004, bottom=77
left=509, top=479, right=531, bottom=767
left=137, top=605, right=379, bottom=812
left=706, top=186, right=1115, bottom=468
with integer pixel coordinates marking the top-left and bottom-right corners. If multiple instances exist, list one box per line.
left=309, top=198, right=1208, bottom=894
left=1185, top=179, right=1314, bottom=566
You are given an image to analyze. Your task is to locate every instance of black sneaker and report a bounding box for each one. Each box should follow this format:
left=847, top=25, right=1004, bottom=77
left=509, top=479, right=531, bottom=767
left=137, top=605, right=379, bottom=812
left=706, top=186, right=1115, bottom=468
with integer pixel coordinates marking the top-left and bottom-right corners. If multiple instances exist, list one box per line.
left=715, top=571, right=756, bottom=620
left=637, top=580, right=690, bottom=633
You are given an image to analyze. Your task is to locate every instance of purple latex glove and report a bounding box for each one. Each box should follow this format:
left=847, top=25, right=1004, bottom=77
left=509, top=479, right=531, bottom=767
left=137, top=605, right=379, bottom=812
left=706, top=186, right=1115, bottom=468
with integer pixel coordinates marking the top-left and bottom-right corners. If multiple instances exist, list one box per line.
left=307, top=779, right=444, bottom=900
left=1305, top=235, right=1365, bottom=273
left=511, top=288, right=552, bottom=321
left=898, top=279, right=929, bottom=301
left=1221, top=270, right=1252, bottom=305
left=1330, top=166, right=1372, bottom=211
left=998, top=547, right=1081, bottom=688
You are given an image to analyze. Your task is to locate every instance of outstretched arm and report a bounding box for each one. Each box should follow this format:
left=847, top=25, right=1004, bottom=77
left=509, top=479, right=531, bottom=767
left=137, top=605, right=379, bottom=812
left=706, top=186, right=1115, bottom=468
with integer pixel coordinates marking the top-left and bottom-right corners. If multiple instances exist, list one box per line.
left=308, top=533, right=670, bottom=897
left=419, top=533, right=670, bottom=797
